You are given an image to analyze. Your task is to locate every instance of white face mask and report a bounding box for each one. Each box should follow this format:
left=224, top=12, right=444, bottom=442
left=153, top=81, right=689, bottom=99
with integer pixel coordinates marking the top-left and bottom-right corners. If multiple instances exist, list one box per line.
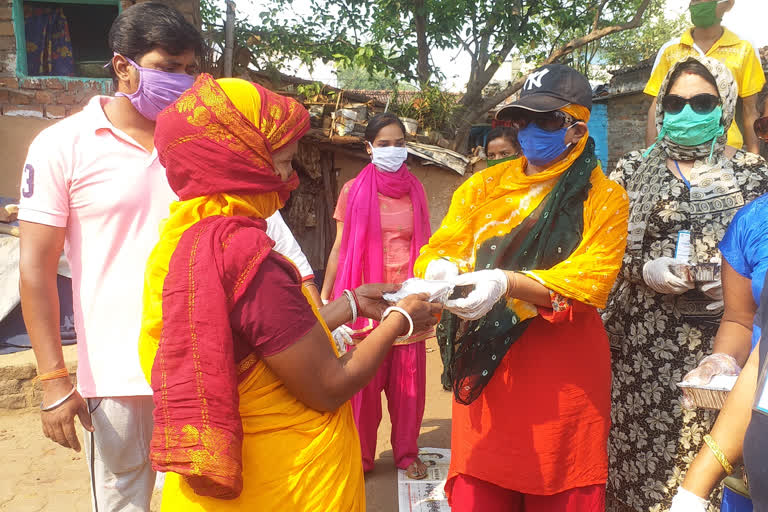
left=369, top=143, right=408, bottom=173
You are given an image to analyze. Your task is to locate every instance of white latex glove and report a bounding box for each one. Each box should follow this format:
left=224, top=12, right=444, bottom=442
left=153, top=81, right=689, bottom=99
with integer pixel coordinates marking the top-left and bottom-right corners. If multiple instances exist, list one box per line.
left=705, top=300, right=724, bottom=312
left=683, top=353, right=741, bottom=386
left=669, top=486, right=709, bottom=512
left=331, top=325, right=353, bottom=355
left=681, top=353, right=741, bottom=409
left=424, top=258, right=460, bottom=281
left=445, top=269, right=508, bottom=321
left=642, top=257, right=695, bottom=295
left=700, top=280, right=723, bottom=300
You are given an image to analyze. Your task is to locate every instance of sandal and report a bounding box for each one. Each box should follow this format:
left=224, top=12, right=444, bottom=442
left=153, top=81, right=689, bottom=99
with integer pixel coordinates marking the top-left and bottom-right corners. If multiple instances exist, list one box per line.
left=405, top=458, right=428, bottom=480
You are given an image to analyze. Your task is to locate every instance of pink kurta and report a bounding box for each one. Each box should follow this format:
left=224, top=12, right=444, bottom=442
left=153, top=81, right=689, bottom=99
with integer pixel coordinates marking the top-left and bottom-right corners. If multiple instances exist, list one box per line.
left=334, top=178, right=428, bottom=470
left=334, top=180, right=432, bottom=345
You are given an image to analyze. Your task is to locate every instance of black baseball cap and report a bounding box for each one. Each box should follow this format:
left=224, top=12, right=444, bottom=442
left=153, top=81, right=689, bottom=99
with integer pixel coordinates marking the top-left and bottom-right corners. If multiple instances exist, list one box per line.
left=496, top=64, right=592, bottom=120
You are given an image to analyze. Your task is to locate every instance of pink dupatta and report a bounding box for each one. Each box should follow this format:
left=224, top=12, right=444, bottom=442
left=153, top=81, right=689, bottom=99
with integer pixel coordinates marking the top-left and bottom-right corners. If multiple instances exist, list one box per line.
left=332, top=162, right=431, bottom=332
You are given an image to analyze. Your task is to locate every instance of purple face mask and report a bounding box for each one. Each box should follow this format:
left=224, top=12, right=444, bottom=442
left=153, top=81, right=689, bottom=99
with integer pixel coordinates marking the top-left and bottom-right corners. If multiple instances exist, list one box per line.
left=115, top=56, right=195, bottom=121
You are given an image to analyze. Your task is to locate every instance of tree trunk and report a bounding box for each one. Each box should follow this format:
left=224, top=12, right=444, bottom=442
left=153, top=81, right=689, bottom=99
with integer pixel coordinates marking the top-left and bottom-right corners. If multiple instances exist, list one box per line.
left=223, top=0, right=236, bottom=78
left=413, top=0, right=430, bottom=85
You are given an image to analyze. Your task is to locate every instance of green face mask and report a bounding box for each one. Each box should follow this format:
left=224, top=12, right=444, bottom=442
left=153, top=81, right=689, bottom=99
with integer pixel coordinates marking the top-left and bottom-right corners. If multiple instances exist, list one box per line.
left=486, top=155, right=520, bottom=167
left=689, top=1, right=721, bottom=28
left=661, top=104, right=724, bottom=147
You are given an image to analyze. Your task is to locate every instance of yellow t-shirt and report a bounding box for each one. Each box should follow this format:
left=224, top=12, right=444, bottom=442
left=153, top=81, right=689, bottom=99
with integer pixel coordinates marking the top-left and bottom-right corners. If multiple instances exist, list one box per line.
left=644, top=28, right=766, bottom=149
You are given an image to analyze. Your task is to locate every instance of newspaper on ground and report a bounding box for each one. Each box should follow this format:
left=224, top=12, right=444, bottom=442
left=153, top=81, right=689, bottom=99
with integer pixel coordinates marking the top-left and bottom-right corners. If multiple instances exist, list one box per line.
left=398, top=447, right=451, bottom=512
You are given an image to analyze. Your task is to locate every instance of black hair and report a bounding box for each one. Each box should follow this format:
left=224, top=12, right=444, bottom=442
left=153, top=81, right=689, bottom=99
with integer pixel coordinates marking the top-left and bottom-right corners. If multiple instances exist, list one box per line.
left=364, top=112, right=407, bottom=142
left=757, top=84, right=768, bottom=118
left=108, top=2, right=204, bottom=82
left=485, top=126, right=520, bottom=152
left=666, top=59, right=719, bottom=98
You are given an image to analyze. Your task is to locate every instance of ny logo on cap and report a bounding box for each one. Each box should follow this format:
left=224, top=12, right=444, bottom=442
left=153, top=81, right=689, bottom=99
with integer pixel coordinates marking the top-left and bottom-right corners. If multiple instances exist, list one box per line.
left=524, top=69, right=550, bottom=91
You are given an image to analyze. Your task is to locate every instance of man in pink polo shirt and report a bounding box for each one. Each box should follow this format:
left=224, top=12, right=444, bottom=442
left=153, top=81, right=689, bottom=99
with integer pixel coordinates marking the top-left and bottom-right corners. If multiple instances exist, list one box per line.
left=18, top=3, right=202, bottom=510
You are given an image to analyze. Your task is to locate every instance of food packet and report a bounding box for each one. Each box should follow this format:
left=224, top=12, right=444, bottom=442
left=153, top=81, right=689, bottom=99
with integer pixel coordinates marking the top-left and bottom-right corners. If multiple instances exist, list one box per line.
left=382, top=278, right=455, bottom=305
left=691, top=263, right=720, bottom=282
left=670, top=263, right=693, bottom=282
left=670, top=263, right=721, bottom=283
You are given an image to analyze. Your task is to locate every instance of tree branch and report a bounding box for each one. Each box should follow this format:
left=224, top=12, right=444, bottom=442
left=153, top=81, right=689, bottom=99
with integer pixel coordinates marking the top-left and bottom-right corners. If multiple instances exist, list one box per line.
left=450, top=0, right=652, bottom=151
left=592, top=0, right=610, bottom=32
left=545, top=0, right=652, bottom=64
left=480, top=0, right=650, bottom=110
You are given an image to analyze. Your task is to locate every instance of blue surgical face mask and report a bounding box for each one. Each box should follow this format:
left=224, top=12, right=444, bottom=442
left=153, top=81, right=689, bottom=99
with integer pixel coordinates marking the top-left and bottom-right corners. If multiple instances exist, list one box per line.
left=517, top=123, right=571, bottom=167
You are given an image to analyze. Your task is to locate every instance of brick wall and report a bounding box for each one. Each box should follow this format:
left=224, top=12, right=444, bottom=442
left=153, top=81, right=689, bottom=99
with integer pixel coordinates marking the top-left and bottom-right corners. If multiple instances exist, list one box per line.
left=0, top=75, right=113, bottom=119
left=599, top=92, right=652, bottom=172
left=0, top=0, right=199, bottom=120
left=598, top=51, right=768, bottom=171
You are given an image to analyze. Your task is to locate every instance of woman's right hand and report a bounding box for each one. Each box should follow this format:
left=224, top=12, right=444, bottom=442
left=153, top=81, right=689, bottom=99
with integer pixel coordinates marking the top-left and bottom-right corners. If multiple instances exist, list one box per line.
left=393, top=293, right=442, bottom=333
left=642, top=257, right=694, bottom=295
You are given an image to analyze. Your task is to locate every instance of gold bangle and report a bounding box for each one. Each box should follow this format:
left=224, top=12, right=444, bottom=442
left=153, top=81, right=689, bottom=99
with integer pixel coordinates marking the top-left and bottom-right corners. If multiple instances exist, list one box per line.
left=703, top=434, right=734, bottom=475
left=36, top=367, right=69, bottom=382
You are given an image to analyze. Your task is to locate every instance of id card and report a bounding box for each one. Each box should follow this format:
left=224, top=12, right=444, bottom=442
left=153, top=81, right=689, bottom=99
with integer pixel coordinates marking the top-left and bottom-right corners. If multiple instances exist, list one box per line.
left=675, top=230, right=692, bottom=263
left=755, top=351, right=768, bottom=417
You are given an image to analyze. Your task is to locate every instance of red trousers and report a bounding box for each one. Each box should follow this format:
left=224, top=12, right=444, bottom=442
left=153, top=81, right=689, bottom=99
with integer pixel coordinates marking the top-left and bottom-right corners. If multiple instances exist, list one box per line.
left=448, top=473, right=605, bottom=512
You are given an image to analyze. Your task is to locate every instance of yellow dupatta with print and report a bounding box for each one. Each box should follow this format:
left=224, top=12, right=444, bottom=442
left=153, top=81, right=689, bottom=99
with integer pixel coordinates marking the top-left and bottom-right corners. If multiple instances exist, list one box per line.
left=415, top=104, right=629, bottom=402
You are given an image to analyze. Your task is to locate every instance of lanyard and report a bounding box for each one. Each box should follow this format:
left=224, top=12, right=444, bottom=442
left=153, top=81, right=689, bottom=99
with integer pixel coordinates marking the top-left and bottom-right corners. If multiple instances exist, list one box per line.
left=674, top=160, right=692, bottom=190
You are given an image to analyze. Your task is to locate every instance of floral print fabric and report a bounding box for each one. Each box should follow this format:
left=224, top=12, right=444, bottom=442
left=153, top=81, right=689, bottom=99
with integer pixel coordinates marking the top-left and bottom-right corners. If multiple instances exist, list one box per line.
left=603, top=148, right=768, bottom=512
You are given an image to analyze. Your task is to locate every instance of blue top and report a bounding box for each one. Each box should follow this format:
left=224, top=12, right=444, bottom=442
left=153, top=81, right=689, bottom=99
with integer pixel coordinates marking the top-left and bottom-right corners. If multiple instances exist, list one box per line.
left=719, top=193, right=768, bottom=348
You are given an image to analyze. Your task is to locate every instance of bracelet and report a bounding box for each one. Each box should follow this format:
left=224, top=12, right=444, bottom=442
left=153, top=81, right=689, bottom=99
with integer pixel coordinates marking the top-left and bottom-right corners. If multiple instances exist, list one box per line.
left=342, top=289, right=358, bottom=324
left=703, top=434, right=734, bottom=475
left=40, top=386, right=77, bottom=412
left=36, top=367, right=69, bottom=382
left=350, top=289, right=362, bottom=315
left=381, top=306, right=414, bottom=342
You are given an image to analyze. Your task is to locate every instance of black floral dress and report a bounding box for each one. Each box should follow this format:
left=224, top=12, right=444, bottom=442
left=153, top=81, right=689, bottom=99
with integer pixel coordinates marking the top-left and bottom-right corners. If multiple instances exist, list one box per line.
left=602, top=149, right=768, bottom=512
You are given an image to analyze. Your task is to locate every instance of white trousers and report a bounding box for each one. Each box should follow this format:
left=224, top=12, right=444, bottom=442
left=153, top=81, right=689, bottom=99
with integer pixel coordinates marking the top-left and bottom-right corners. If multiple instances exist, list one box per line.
left=83, top=396, right=156, bottom=512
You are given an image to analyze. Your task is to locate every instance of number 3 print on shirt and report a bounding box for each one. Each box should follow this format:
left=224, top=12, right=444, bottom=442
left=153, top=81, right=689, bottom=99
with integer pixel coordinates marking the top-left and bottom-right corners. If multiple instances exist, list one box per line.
left=21, top=164, right=34, bottom=198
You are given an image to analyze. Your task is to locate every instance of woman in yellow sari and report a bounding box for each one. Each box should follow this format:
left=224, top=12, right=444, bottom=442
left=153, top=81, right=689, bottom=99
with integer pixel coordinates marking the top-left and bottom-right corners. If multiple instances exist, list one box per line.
left=138, top=75, right=440, bottom=511
left=414, top=64, right=629, bottom=510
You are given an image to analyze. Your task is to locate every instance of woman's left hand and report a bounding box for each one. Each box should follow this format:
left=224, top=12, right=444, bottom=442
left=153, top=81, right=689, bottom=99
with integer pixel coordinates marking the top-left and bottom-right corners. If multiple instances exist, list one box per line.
left=445, top=269, right=508, bottom=320
left=355, top=283, right=399, bottom=320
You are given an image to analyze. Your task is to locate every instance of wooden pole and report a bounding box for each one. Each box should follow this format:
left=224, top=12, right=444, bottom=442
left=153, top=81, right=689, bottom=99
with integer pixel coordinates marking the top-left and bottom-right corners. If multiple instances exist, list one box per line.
left=223, top=0, right=236, bottom=78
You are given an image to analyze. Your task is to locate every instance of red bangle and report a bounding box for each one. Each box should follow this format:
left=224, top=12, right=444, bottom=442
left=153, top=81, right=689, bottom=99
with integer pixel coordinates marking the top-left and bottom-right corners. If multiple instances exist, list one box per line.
left=350, top=289, right=361, bottom=314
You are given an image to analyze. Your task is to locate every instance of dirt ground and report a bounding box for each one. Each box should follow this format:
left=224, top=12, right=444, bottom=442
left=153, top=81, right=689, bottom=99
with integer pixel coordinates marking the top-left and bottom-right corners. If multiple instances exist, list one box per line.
left=0, top=337, right=452, bottom=512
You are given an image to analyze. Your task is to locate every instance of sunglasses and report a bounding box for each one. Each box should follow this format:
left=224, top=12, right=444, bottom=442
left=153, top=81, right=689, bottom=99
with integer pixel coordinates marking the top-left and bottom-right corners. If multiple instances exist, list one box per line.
left=754, top=116, right=768, bottom=142
left=661, top=93, right=720, bottom=115
left=510, top=110, right=578, bottom=132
